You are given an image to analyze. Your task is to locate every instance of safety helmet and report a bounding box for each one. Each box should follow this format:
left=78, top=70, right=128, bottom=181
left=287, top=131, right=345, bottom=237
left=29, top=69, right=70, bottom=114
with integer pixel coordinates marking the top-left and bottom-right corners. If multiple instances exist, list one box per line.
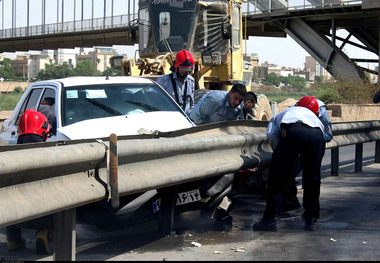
left=295, top=96, right=319, bottom=115
left=174, top=49, right=195, bottom=72
left=17, top=109, right=51, bottom=139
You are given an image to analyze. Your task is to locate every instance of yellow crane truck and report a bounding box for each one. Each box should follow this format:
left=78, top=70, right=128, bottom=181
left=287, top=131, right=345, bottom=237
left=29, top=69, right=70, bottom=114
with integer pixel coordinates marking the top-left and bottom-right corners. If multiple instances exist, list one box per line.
left=110, top=0, right=272, bottom=120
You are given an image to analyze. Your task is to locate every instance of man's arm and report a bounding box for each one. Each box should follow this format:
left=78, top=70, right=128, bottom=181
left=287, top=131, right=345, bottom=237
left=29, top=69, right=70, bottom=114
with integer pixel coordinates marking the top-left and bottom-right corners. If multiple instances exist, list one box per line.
left=319, top=110, right=333, bottom=142
left=267, top=117, right=280, bottom=151
left=190, top=96, right=219, bottom=125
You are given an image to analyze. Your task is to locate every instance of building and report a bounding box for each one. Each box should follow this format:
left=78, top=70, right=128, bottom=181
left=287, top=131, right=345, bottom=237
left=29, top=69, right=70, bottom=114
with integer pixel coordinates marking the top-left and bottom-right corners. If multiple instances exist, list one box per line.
left=76, top=47, right=116, bottom=72
left=28, top=54, right=52, bottom=79
left=12, top=55, right=29, bottom=79
left=305, top=55, right=333, bottom=81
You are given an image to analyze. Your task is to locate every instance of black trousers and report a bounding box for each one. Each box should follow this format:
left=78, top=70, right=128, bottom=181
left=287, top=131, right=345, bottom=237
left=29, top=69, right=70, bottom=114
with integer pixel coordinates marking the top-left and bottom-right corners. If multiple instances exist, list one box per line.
left=264, top=123, right=325, bottom=219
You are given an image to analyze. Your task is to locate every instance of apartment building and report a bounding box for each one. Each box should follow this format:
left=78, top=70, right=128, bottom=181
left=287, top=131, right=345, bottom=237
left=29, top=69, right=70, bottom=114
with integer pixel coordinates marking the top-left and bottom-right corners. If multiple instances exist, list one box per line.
left=76, top=47, right=115, bottom=72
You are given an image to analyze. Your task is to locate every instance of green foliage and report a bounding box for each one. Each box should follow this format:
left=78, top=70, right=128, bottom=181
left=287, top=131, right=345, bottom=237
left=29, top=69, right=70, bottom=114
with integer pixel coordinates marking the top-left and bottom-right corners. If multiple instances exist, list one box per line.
left=0, top=58, right=16, bottom=80
left=0, top=92, right=23, bottom=110
left=12, top=86, right=23, bottom=94
left=102, top=67, right=121, bottom=77
left=253, top=84, right=317, bottom=103
left=313, top=78, right=377, bottom=104
left=37, top=61, right=75, bottom=80
left=73, top=61, right=101, bottom=76
left=263, top=73, right=306, bottom=91
left=263, top=73, right=280, bottom=86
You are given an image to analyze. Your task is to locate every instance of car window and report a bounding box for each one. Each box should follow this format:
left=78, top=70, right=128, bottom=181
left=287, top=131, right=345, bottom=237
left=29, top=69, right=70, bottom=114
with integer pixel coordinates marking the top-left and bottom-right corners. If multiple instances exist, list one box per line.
left=38, top=88, right=57, bottom=135
left=61, top=83, right=183, bottom=126
left=16, top=88, right=43, bottom=123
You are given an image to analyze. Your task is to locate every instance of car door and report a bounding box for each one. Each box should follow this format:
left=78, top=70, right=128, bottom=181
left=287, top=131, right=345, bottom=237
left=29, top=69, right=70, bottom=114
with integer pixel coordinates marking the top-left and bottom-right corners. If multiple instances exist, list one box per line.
left=0, top=84, right=58, bottom=145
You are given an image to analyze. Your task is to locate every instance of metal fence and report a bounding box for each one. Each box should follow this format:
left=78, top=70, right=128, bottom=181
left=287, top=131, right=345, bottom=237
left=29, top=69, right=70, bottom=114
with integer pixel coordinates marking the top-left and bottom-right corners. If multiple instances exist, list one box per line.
left=0, top=119, right=379, bottom=259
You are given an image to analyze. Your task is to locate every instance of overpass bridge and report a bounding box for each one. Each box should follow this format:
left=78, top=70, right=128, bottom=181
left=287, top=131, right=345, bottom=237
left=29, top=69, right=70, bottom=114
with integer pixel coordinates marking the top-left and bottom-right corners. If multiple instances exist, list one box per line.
left=0, top=0, right=379, bottom=81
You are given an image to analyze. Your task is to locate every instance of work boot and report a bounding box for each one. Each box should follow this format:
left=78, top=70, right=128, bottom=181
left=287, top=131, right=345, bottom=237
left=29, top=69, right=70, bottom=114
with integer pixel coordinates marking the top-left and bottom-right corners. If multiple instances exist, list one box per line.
left=253, top=216, right=280, bottom=232
left=36, top=229, right=52, bottom=254
left=305, top=217, right=318, bottom=231
left=7, top=239, right=26, bottom=251
left=283, top=195, right=301, bottom=212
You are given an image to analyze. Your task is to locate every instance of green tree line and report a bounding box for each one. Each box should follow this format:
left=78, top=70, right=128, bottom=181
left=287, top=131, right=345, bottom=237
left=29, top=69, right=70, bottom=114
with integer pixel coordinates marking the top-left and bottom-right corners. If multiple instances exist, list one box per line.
left=0, top=59, right=120, bottom=81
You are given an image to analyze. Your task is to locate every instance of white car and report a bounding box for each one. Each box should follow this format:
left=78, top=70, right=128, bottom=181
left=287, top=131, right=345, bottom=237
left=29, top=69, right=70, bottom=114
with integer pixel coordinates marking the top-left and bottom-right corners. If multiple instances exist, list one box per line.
left=0, top=76, right=194, bottom=144
left=0, top=76, right=233, bottom=231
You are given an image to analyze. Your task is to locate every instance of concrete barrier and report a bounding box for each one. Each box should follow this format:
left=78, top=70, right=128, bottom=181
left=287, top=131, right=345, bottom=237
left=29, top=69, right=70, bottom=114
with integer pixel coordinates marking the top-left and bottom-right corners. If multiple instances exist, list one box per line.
left=276, top=98, right=380, bottom=123
left=0, top=81, right=28, bottom=94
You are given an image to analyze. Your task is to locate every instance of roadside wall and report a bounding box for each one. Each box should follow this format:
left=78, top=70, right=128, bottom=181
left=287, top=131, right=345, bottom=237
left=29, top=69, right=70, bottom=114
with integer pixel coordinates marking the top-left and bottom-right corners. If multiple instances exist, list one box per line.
left=2, top=100, right=380, bottom=130
left=276, top=98, right=380, bottom=123
left=0, top=82, right=28, bottom=94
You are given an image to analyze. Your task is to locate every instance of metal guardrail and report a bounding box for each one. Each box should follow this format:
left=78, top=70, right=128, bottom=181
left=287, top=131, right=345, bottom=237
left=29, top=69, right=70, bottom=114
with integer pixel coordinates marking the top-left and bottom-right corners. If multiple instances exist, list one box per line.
left=0, top=119, right=379, bottom=259
left=0, top=119, right=379, bottom=228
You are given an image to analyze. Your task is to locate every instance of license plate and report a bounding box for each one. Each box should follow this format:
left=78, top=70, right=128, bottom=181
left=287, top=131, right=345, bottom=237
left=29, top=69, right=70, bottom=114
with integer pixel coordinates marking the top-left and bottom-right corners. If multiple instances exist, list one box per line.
left=176, top=189, right=201, bottom=206
left=152, top=189, right=202, bottom=213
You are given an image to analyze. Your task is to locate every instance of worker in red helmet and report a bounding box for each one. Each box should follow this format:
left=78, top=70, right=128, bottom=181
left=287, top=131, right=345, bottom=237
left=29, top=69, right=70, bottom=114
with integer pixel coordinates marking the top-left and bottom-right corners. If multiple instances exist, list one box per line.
left=6, top=109, right=53, bottom=254
left=254, top=96, right=325, bottom=232
left=17, top=108, right=51, bottom=143
left=156, top=49, right=195, bottom=117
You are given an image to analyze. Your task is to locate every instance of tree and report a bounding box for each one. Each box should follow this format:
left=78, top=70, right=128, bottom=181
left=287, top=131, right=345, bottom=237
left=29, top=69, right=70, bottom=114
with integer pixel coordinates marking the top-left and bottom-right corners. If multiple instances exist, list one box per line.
left=290, top=76, right=307, bottom=91
left=37, top=61, right=74, bottom=80
left=0, top=58, right=16, bottom=80
left=263, top=73, right=280, bottom=86
left=102, top=67, right=121, bottom=77
left=73, top=60, right=100, bottom=76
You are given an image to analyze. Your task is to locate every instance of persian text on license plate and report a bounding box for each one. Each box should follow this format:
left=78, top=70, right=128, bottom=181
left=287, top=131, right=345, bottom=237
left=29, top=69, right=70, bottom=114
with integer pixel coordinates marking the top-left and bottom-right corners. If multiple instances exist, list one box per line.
left=176, top=189, right=201, bottom=205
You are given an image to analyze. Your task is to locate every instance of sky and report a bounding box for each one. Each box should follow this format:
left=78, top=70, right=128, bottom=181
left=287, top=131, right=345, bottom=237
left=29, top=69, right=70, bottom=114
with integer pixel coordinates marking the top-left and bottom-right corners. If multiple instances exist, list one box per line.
left=0, top=0, right=377, bottom=70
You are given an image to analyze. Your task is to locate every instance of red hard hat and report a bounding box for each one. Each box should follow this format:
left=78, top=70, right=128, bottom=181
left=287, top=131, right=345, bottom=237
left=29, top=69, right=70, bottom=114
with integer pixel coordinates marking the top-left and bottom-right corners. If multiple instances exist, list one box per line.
left=17, top=109, right=51, bottom=139
left=174, top=49, right=195, bottom=72
left=295, top=96, right=319, bottom=115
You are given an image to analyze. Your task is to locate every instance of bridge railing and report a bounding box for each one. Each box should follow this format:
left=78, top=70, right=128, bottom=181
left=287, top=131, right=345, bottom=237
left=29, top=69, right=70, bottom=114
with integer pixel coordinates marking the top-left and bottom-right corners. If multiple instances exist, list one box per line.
left=0, top=13, right=138, bottom=39
left=243, top=0, right=363, bottom=15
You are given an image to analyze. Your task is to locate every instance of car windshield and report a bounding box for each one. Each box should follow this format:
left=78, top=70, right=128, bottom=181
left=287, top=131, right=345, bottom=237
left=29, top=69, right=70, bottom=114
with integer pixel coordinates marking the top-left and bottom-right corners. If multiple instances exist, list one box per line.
left=61, top=83, right=183, bottom=126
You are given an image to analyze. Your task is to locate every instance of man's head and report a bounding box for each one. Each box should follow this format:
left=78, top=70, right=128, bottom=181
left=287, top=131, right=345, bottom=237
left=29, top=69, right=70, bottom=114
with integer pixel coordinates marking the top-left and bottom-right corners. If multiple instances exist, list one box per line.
left=295, top=96, right=319, bottom=115
left=228, top=83, right=247, bottom=108
left=17, top=109, right=51, bottom=140
left=244, top=92, right=257, bottom=112
left=174, top=50, right=195, bottom=80
left=41, top=97, right=55, bottom=106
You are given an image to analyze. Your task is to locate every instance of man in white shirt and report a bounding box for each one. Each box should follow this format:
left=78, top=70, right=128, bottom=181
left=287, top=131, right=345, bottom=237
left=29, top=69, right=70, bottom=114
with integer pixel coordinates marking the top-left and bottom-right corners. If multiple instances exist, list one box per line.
left=254, top=96, right=325, bottom=232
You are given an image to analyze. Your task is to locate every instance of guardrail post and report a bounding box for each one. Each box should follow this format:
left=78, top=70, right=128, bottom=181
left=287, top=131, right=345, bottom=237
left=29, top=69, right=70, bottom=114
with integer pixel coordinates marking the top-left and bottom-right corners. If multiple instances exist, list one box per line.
left=355, top=143, right=363, bottom=172
left=331, top=147, right=339, bottom=176
left=158, top=186, right=178, bottom=236
left=375, top=141, right=380, bottom=163
left=53, top=208, right=76, bottom=261
left=109, top=133, right=119, bottom=208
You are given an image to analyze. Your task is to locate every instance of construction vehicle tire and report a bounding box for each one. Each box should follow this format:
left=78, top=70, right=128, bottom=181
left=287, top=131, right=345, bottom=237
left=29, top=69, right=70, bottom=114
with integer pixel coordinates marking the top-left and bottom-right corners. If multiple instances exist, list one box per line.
left=253, top=94, right=273, bottom=121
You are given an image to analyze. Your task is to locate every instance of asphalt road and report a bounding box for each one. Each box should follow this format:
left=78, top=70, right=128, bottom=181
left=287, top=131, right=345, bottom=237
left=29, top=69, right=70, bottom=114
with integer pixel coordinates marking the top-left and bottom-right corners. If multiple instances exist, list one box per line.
left=0, top=145, right=379, bottom=261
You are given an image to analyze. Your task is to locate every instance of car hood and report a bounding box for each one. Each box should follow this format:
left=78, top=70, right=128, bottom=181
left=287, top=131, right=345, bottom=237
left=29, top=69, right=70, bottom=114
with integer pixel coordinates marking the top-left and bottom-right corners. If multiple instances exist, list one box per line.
left=58, top=111, right=193, bottom=140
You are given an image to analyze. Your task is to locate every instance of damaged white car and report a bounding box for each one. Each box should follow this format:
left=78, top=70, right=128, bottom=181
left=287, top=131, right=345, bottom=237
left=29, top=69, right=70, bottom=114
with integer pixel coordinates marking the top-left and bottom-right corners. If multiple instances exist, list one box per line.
left=0, top=76, right=234, bottom=231
left=0, top=76, right=193, bottom=143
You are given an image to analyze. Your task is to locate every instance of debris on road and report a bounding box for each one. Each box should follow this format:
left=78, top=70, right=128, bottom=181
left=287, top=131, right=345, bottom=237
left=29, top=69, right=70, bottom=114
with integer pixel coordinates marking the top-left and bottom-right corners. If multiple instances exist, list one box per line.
left=330, top=238, right=337, bottom=242
left=231, top=247, right=245, bottom=252
left=191, top=241, right=202, bottom=247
